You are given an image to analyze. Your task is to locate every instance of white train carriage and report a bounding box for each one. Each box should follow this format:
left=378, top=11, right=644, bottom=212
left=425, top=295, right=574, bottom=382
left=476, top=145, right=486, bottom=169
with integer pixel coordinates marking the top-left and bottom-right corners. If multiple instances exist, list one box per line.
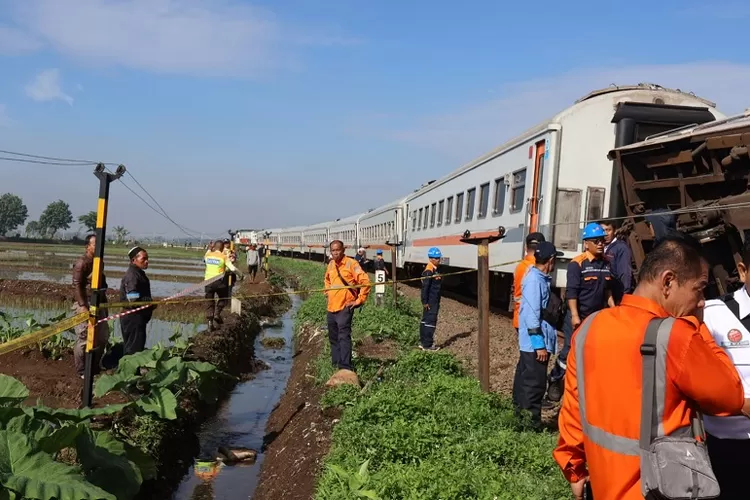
left=328, top=213, right=364, bottom=257
left=275, top=226, right=306, bottom=256
left=357, top=198, right=408, bottom=266
left=302, top=222, right=330, bottom=257
left=261, top=228, right=282, bottom=252
left=402, top=83, right=724, bottom=302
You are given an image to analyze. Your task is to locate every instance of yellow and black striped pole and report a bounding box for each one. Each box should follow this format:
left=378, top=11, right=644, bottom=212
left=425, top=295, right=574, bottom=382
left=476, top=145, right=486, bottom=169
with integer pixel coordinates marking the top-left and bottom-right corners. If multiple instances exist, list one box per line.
left=83, top=163, right=126, bottom=408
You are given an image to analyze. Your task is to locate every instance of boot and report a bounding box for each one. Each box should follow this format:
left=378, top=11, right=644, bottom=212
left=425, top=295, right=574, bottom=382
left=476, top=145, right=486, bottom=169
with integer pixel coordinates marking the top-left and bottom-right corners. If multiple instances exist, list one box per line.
left=208, top=319, right=215, bottom=331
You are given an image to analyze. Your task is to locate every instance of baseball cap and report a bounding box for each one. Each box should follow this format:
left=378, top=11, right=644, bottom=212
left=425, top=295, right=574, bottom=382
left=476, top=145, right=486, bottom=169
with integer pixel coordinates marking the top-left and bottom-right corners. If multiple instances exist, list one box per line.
left=534, top=241, right=563, bottom=262
left=526, top=232, right=545, bottom=245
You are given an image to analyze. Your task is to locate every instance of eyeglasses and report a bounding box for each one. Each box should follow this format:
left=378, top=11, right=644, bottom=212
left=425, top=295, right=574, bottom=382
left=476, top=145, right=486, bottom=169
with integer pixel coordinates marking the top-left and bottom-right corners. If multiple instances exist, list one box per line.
left=587, top=237, right=605, bottom=245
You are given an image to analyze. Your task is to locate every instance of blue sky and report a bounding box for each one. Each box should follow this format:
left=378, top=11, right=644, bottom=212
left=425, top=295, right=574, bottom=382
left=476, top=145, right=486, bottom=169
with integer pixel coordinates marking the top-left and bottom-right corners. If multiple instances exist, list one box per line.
left=1, top=0, right=749, bottom=239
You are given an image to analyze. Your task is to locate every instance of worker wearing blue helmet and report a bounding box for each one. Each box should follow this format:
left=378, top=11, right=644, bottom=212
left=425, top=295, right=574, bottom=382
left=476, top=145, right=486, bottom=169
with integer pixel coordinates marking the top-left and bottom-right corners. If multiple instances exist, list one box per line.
left=420, top=247, right=443, bottom=351
left=546, top=222, right=614, bottom=402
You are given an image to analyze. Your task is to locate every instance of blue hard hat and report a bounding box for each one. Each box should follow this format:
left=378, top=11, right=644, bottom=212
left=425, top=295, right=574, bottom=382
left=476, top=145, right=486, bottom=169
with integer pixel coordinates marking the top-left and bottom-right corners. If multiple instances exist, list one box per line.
left=582, top=222, right=606, bottom=240
left=427, top=247, right=442, bottom=259
left=376, top=249, right=383, bottom=255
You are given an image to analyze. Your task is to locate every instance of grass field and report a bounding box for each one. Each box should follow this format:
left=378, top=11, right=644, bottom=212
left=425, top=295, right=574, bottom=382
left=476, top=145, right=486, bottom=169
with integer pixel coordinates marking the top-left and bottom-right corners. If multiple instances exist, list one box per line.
left=0, top=241, right=206, bottom=259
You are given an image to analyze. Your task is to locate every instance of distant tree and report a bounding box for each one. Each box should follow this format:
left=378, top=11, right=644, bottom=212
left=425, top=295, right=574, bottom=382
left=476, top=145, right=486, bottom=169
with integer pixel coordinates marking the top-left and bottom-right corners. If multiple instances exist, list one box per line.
left=25, top=221, right=42, bottom=238
left=0, top=193, right=29, bottom=236
left=39, top=200, right=73, bottom=238
left=78, top=211, right=98, bottom=232
left=113, top=226, right=130, bottom=244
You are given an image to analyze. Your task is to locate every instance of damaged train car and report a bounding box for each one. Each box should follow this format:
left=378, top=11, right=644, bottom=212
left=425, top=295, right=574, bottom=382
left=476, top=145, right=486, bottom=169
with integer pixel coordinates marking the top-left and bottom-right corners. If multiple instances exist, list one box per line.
left=609, top=111, right=750, bottom=297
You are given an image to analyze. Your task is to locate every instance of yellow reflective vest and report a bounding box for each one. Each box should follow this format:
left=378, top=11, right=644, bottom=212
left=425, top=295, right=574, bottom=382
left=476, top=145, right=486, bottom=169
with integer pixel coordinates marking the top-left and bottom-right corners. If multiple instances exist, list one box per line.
left=204, top=250, right=227, bottom=280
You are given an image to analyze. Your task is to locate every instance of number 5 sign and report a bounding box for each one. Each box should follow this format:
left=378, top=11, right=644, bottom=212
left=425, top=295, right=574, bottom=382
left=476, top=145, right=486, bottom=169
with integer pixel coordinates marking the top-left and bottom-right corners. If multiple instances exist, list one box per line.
left=375, top=270, right=386, bottom=294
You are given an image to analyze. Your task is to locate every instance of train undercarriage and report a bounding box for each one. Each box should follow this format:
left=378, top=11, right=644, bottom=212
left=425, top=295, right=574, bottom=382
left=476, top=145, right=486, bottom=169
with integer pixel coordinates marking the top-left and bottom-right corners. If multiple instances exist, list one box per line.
left=611, top=113, right=750, bottom=298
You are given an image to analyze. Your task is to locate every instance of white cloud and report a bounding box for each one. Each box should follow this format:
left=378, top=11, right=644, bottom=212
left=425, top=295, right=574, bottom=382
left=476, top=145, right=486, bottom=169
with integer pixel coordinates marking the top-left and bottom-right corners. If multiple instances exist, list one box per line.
left=365, top=61, right=750, bottom=161
left=0, top=24, right=42, bottom=54
left=25, top=68, right=74, bottom=106
left=4, top=0, right=358, bottom=78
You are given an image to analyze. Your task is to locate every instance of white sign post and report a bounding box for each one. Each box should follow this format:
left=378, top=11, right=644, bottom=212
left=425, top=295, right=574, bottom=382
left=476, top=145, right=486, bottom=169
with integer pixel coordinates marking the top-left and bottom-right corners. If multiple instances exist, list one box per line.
left=375, top=270, right=386, bottom=295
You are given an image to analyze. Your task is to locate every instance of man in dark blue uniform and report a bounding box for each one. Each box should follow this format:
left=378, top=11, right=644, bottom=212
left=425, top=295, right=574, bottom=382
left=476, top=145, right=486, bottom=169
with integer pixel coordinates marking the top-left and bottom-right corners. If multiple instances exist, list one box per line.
left=600, top=219, right=633, bottom=304
left=547, top=222, right=614, bottom=402
left=420, top=247, right=443, bottom=351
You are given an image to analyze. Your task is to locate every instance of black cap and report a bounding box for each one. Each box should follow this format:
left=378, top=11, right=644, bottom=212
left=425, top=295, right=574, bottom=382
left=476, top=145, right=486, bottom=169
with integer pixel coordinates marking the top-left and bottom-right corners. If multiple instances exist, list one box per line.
left=526, top=232, right=545, bottom=245
left=534, top=241, right=563, bottom=262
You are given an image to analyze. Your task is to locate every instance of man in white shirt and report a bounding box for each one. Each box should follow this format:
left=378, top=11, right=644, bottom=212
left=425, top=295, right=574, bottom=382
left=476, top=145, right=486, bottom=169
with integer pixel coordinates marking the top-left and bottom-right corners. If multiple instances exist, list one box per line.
left=701, top=245, right=750, bottom=500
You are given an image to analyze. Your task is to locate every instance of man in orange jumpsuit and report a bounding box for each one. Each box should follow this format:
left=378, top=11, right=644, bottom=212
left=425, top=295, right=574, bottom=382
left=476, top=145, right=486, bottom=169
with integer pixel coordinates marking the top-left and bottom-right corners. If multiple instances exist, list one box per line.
left=554, top=234, right=750, bottom=500
left=324, top=239, right=371, bottom=372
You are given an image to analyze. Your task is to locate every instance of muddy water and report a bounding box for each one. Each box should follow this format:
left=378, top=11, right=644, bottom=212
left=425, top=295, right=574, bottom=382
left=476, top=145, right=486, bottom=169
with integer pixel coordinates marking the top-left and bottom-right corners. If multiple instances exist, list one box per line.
left=172, top=296, right=299, bottom=500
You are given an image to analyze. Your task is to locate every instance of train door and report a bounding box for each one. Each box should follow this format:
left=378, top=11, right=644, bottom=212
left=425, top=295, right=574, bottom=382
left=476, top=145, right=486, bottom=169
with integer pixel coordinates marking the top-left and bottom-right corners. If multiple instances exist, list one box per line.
left=528, top=139, right=546, bottom=233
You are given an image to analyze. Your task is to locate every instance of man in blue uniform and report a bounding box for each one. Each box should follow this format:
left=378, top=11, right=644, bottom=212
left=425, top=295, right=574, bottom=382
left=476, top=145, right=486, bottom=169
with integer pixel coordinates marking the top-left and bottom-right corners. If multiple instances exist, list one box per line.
left=547, top=222, right=614, bottom=402
left=600, top=219, right=633, bottom=304
left=420, top=247, right=443, bottom=352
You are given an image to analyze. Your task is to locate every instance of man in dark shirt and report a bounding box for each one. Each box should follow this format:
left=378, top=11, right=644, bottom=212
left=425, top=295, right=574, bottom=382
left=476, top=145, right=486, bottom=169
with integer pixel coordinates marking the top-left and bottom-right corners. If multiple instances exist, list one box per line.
left=420, top=247, right=443, bottom=351
left=600, top=219, right=634, bottom=304
left=373, top=249, right=390, bottom=306
left=72, top=234, right=109, bottom=378
left=546, top=223, right=614, bottom=402
left=120, top=246, right=156, bottom=355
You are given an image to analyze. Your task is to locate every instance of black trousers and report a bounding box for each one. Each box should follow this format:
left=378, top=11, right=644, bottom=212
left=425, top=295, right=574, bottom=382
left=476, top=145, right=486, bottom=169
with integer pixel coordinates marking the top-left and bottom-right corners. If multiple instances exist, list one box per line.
left=247, top=264, right=258, bottom=281
left=512, top=350, right=549, bottom=426
left=707, top=433, right=750, bottom=499
left=420, top=305, right=439, bottom=348
left=327, top=308, right=354, bottom=371
left=121, top=314, right=149, bottom=356
left=205, top=281, right=229, bottom=320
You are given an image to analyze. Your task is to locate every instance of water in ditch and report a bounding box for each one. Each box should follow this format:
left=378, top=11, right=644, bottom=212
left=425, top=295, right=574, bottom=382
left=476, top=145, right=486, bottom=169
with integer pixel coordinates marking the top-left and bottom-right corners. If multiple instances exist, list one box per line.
left=172, top=295, right=300, bottom=500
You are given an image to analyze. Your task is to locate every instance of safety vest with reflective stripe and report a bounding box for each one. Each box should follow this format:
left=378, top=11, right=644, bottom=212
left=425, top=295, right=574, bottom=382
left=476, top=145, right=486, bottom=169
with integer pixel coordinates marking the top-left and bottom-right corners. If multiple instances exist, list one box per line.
left=575, top=312, right=680, bottom=456
left=204, top=251, right=227, bottom=280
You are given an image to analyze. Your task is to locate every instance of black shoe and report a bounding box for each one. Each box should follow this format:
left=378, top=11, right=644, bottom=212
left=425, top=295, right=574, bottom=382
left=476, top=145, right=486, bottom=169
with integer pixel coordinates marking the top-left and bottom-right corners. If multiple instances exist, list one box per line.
left=547, top=378, right=564, bottom=402
left=542, top=398, right=556, bottom=410
left=214, top=315, right=223, bottom=325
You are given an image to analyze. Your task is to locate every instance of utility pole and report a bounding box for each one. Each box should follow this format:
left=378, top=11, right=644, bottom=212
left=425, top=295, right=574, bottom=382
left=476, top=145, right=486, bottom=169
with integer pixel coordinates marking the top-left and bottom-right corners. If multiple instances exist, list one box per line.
left=385, top=240, right=402, bottom=306
left=83, top=163, right=126, bottom=408
left=459, top=227, right=506, bottom=393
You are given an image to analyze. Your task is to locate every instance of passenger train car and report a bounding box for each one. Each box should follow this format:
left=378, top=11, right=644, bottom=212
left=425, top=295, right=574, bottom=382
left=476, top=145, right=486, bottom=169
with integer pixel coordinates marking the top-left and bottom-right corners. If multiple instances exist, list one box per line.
left=262, top=83, right=725, bottom=306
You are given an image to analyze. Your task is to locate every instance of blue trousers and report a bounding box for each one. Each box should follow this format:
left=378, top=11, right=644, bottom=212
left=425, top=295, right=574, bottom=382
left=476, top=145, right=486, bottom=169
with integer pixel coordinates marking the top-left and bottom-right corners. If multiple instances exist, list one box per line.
left=327, top=308, right=354, bottom=371
left=420, top=305, right=439, bottom=348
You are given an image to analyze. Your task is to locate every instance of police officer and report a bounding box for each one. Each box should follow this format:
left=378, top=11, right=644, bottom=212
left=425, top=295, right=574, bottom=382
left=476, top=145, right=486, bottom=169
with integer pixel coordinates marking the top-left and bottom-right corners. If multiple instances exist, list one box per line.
left=120, top=246, right=156, bottom=355
left=420, top=247, right=443, bottom=351
left=204, top=240, right=242, bottom=331
left=547, top=222, right=614, bottom=401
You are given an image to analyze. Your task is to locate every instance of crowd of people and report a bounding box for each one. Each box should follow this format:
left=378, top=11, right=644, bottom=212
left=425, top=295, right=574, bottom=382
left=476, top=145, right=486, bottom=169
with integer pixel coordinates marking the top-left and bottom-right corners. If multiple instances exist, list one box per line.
left=511, top=218, right=750, bottom=500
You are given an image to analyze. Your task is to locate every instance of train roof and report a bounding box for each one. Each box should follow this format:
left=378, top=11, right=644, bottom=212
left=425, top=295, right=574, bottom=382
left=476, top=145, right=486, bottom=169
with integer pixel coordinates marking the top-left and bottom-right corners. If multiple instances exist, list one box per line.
left=406, top=83, right=718, bottom=201
left=608, top=110, right=750, bottom=158
left=328, top=212, right=366, bottom=226
left=359, top=196, right=410, bottom=218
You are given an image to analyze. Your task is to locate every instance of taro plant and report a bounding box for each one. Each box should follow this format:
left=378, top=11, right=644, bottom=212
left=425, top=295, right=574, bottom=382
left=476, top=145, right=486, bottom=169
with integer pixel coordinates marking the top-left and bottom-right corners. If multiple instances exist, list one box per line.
left=0, top=373, right=154, bottom=500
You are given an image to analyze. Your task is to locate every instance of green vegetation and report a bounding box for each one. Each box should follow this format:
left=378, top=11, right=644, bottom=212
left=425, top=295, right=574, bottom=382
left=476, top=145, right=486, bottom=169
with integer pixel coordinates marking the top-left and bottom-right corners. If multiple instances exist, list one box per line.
left=272, top=257, right=569, bottom=500
left=0, top=332, right=226, bottom=500
left=0, top=311, right=77, bottom=360
left=0, top=241, right=203, bottom=259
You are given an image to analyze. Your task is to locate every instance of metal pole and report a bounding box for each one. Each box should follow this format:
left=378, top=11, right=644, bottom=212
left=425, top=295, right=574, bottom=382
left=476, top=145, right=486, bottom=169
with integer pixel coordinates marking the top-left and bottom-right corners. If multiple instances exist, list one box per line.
left=459, top=227, right=506, bottom=394
left=477, top=239, right=490, bottom=392
left=83, top=163, right=125, bottom=408
left=391, top=245, right=398, bottom=306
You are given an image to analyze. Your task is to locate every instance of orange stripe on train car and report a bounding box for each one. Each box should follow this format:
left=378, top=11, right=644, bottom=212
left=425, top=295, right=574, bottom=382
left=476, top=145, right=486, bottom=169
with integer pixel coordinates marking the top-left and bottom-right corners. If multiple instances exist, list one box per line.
left=412, top=231, right=501, bottom=247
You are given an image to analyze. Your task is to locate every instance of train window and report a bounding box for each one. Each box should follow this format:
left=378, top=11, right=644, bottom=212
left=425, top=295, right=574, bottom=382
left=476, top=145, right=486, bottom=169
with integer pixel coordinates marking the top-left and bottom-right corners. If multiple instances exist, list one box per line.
left=585, top=187, right=606, bottom=224
left=455, top=193, right=464, bottom=223
left=412, top=211, right=417, bottom=231
left=465, top=188, right=476, bottom=221
left=423, top=206, right=429, bottom=230
left=493, top=178, right=506, bottom=216
left=445, top=197, right=453, bottom=225
left=478, top=183, right=490, bottom=219
left=510, top=169, right=526, bottom=213
left=437, top=200, right=444, bottom=226
left=418, top=208, right=423, bottom=230
left=430, top=203, right=437, bottom=227
left=553, top=188, right=582, bottom=251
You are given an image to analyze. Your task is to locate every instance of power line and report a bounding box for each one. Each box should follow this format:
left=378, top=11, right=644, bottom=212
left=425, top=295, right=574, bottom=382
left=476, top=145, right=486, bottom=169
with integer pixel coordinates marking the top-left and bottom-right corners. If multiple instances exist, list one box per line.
left=0, top=156, right=95, bottom=167
left=0, top=148, right=121, bottom=166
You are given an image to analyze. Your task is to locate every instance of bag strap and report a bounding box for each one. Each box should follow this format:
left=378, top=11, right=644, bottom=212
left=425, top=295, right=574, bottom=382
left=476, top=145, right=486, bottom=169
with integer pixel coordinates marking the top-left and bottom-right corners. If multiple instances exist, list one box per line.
left=639, top=317, right=666, bottom=451
left=640, top=317, right=705, bottom=450
left=334, top=261, right=352, bottom=288
left=720, top=293, right=750, bottom=332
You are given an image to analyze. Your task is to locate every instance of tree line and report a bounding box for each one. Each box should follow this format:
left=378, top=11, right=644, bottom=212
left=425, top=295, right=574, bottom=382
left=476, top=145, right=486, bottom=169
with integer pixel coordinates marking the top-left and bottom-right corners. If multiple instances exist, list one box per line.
left=0, top=193, right=130, bottom=243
